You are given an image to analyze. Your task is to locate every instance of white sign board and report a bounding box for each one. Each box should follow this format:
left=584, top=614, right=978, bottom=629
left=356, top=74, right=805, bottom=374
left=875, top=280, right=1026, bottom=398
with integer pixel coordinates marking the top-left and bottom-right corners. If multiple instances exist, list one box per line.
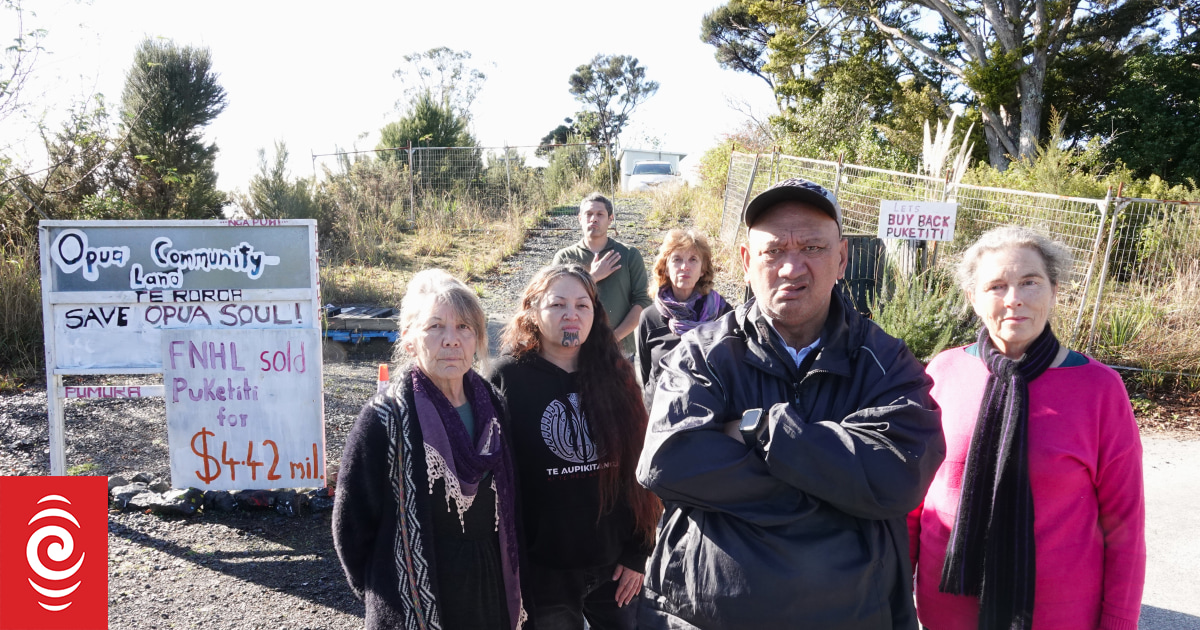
left=877, top=201, right=958, bottom=242
left=37, top=219, right=323, bottom=480
left=40, top=220, right=317, bottom=371
left=162, top=329, right=325, bottom=491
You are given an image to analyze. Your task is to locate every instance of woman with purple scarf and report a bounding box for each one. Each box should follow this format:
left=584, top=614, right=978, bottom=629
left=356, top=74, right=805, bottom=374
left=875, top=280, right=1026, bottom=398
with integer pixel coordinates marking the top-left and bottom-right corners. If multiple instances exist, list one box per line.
left=334, top=269, right=528, bottom=630
left=635, top=228, right=732, bottom=403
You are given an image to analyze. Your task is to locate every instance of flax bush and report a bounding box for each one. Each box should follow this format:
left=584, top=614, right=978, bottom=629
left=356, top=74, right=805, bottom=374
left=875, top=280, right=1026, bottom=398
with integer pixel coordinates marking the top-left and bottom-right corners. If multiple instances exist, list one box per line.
left=868, top=264, right=977, bottom=363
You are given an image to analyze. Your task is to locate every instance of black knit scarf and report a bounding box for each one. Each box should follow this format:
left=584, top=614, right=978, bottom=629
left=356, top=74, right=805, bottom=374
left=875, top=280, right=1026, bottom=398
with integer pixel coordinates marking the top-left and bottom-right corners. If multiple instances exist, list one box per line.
left=939, top=324, right=1059, bottom=630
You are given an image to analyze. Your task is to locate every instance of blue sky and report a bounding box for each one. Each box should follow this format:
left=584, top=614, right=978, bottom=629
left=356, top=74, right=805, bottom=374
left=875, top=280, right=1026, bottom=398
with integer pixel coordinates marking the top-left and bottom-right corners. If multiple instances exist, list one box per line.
left=3, top=0, right=778, bottom=189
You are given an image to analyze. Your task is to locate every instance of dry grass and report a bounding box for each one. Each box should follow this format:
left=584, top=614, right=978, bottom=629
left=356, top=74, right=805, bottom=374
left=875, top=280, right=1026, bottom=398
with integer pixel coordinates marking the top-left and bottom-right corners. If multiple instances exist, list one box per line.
left=1090, top=262, right=1200, bottom=390
left=644, top=185, right=723, bottom=235
left=456, top=221, right=528, bottom=280
left=1134, top=266, right=1199, bottom=367
left=319, top=265, right=410, bottom=307
left=0, top=241, right=43, bottom=388
left=412, top=226, right=454, bottom=256
left=322, top=200, right=545, bottom=306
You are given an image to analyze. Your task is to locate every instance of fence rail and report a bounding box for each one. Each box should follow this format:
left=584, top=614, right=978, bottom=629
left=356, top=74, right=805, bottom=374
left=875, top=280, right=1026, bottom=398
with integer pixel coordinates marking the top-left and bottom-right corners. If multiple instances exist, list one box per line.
left=720, top=152, right=1200, bottom=375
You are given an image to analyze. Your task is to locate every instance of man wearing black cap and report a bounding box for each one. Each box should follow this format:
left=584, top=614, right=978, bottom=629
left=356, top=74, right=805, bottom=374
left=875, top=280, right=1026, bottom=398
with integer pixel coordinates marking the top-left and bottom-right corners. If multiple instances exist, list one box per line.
left=636, top=178, right=945, bottom=629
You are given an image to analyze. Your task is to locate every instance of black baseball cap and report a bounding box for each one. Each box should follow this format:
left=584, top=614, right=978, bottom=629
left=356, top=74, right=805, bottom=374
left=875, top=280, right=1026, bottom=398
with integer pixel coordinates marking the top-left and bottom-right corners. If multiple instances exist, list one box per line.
left=743, top=177, right=842, bottom=233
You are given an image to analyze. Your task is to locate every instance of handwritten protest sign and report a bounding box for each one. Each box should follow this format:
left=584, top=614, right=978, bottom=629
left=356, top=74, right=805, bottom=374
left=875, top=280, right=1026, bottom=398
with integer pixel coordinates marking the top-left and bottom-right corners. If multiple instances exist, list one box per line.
left=41, top=220, right=314, bottom=370
left=877, top=201, right=958, bottom=242
left=162, top=329, right=324, bottom=491
left=38, top=219, right=322, bottom=479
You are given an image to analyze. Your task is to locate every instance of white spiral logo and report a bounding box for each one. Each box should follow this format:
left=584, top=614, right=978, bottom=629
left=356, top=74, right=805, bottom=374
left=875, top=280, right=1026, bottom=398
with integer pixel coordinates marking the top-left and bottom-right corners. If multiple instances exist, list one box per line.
left=26, top=494, right=85, bottom=612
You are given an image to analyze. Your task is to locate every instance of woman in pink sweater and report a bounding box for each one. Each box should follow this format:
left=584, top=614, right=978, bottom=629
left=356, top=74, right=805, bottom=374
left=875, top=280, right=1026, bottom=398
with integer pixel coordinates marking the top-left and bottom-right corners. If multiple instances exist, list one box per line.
left=909, top=226, right=1145, bottom=630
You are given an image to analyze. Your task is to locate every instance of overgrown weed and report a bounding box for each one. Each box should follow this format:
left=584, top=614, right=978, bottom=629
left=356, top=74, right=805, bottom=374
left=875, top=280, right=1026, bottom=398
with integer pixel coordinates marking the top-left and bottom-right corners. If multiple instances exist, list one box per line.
left=1091, top=263, right=1200, bottom=375
left=645, top=185, right=722, bottom=235
left=0, top=241, right=43, bottom=378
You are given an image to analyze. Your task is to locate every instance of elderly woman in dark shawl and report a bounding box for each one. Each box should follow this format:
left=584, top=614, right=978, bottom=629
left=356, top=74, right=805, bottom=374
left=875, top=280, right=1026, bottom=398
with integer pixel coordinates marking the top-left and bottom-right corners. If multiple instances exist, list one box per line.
left=334, top=269, right=528, bottom=630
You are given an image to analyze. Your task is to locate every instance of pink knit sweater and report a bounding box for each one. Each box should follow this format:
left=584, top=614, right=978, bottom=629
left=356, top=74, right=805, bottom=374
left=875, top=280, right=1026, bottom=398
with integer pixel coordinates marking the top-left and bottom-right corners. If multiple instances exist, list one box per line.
left=909, top=346, right=1146, bottom=630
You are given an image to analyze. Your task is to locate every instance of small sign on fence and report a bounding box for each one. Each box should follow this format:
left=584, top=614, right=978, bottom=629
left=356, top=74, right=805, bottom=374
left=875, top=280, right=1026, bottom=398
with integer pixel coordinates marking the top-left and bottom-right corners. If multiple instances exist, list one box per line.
left=878, top=201, right=958, bottom=241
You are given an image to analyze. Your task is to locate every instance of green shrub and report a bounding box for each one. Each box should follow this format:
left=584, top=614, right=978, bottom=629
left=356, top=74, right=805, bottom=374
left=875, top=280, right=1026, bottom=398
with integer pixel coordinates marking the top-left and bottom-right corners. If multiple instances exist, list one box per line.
left=698, top=141, right=734, bottom=198
left=543, top=142, right=594, bottom=204
left=590, top=151, right=618, bottom=194
left=868, top=264, right=977, bottom=363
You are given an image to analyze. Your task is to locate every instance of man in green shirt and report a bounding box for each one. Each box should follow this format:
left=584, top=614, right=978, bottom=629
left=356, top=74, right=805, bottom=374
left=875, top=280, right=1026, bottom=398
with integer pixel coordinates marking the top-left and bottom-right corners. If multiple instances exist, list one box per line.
left=552, top=192, right=652, bottom=357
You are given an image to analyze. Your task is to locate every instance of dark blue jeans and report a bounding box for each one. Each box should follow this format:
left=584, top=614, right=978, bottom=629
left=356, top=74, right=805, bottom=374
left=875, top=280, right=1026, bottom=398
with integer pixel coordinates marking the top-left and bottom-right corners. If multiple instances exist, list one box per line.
left=531, top=562, right=638, bottom=630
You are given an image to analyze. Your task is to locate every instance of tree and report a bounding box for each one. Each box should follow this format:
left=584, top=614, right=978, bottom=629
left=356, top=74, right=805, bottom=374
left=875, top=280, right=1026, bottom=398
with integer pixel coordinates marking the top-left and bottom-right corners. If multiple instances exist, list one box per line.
left=568, top=54, right=659, bottom=147
left=859, top=0, right=1164, bottom=168
left=0, top=0, right=45, bottom=128
left=246, top=141, right=318, bottom=219
left=119, top=38, right=228, bottom=219
left=1094, top=44, right=1200, bottom=184
left=377, top=91, right=481, bottom=187
left=704, top=0, right=1169, bottom=169
left=392, top=47, right=490, bottom=121
left=536, top=114, right=602, bottom=157
left=701, top=1, right=775, bottom=91
left=700, top=2, right=945, bottom=168
left=377, top=91, right=476, bottom=155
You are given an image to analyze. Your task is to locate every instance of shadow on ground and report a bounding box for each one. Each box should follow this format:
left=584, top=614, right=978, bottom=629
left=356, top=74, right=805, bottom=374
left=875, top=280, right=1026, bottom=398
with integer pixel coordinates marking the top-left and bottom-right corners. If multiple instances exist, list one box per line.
left=109, top=510, right=364, bottom=624
left=1141, top=604, right=1200, bottom=629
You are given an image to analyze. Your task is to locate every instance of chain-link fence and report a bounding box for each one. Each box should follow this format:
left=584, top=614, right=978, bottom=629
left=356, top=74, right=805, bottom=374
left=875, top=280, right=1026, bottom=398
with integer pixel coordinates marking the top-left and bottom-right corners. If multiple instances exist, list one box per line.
left=315, top=143, right=615, bottom=224
left=720, top=152, right=1199, bottom=373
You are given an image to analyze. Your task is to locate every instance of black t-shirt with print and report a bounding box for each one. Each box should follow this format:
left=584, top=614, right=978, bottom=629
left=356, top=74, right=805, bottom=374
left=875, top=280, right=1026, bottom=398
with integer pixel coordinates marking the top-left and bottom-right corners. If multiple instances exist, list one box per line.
left=488, top=353, right=645, bottom=571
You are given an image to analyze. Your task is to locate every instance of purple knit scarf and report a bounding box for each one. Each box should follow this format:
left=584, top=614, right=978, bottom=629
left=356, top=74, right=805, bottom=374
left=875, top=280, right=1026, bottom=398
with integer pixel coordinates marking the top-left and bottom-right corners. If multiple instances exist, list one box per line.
left=411, top=368, right=525, bottom=630
left=939, top=324, right=1059, bottom=630
left=655, top=285, right=728, bottom=335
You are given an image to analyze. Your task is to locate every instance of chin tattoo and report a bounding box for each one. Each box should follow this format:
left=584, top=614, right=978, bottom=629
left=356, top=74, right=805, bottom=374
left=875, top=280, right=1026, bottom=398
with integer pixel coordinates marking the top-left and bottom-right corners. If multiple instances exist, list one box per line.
left=561, top=331, right=580, bottom=347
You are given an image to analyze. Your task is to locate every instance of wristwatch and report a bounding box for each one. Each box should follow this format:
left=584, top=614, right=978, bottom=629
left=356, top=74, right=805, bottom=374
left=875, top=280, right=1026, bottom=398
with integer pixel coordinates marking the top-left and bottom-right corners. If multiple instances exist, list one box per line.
left=739, top=408, right=768, bottom=453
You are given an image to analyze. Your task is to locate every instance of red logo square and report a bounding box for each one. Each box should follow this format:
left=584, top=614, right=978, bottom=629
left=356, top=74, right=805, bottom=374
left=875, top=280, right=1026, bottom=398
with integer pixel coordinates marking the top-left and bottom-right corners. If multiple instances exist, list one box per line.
left=0, top=476, right=108, bottom=630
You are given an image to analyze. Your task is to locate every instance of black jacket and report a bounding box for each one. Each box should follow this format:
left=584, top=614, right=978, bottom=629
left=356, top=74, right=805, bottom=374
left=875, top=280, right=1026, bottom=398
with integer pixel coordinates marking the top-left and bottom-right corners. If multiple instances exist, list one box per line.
left=636, top=293, right=944, bottom=630
left=489, top=354, right=650, bottom=572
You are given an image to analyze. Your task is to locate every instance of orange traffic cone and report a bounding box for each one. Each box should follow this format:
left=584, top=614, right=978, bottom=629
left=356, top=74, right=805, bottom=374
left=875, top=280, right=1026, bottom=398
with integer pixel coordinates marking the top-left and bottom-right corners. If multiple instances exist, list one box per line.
left=377, top=364, right=390, bottom=394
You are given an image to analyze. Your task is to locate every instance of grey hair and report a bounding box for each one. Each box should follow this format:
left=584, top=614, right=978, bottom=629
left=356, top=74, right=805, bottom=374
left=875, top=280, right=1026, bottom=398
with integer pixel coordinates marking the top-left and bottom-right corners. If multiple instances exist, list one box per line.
left=393, top=268, right=489, bottom=372
left=580, top=192, right=613, bottom=216
left=956, top=226, right=1074, bottom=292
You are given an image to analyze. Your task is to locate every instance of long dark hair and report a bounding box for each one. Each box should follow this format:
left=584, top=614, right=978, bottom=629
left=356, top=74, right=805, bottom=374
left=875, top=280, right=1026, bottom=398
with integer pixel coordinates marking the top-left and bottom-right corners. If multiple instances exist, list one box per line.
left=500, top=264, right=661, bottom=544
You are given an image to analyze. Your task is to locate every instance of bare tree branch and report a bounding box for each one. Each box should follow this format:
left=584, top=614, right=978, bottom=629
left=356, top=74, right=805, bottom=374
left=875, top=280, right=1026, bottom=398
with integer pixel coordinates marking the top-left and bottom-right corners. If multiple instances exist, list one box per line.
left=867, top=14, right=970, bottom=75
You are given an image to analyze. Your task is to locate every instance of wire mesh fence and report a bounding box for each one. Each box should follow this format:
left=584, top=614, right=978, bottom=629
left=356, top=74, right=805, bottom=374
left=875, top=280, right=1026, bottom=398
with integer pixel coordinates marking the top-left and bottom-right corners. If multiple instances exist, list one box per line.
left=947, top=183, right=1108, bottom=345
left=1087, top=199, right=1200, bottom=371
left=718, top=153, right=759, bottom=244
left=719, top=151, right=1198, bottom=373
left=314, top=143, right=615, bottom=225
